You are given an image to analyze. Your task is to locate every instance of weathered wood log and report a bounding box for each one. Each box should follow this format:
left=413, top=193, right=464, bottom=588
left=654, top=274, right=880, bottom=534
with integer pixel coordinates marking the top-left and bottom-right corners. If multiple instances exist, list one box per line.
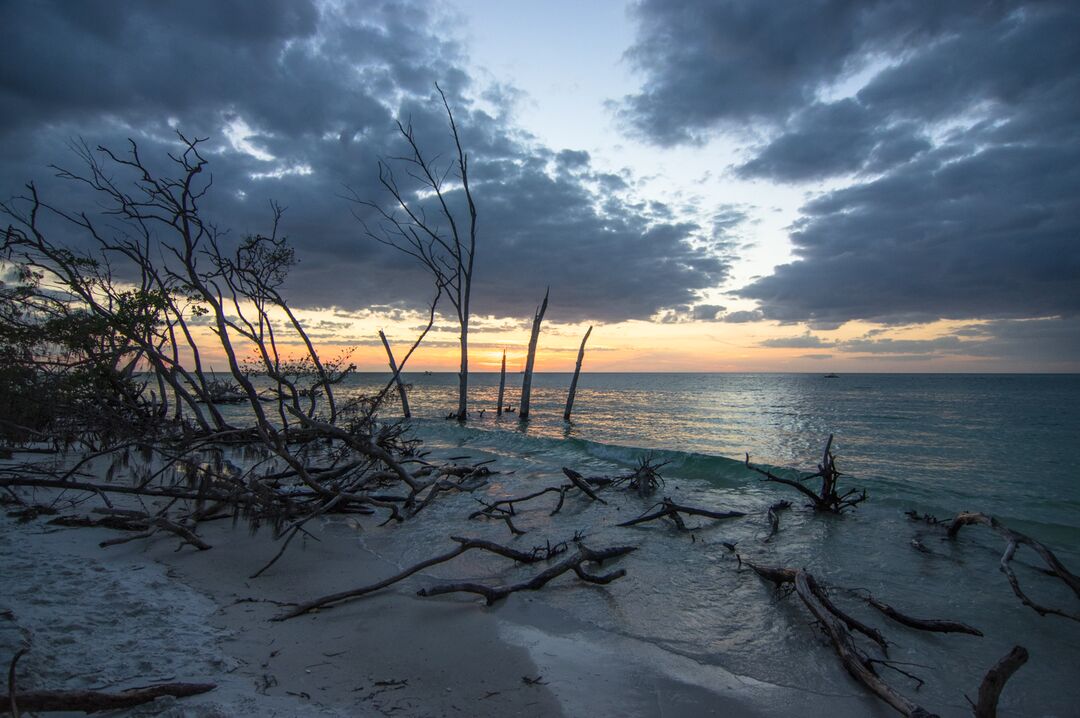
left=764, top=500, right=791, bottom=542
left=947, top=512, right=1080, bottom=621
left=276, top=536, right=570, bottom=620
left=379, top=330, right=410, bottom=418
left=0, top=682, right=215, bottom=713
left=563, top=326, right=592, bottom=421
left=8, top=648, right=26, bottom=717
left=561, top=468, right=606, bottom=503
left=519, top=287, right=548, bottom=421
left=1, top=477, right=232, bottom=503
left=748, top=563, right=934, bottom=717
left=497, top=349, right=507, bottom=416
left=973, top=645, right=1028, bottom=718
left=618, top=497, right=745, bottom=530
left=862, top=595, right=982, bottom=636
left=417, top=544, right=636, bottom=605
left=97, top=515, right=212, bottom=551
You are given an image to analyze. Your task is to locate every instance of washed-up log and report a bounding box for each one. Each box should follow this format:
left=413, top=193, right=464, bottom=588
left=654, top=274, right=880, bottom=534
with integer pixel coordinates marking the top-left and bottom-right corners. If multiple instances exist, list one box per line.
left=497, top=349, right=507, bottom=415
left=519, top=288, right=548, bottom=421
left=277, top=536, right=571, bottom=620
left=417, top=544, right=636, bottom=605
left=97, top=515, right=212, bottom=551
left=947, top=512, right=1080, bottom=621
left=745, top=435, right=866, bottom=513
left=563, top=326, right=592, bottom=421
left=379, top=330, right=410, bottom=418
left=764, top=500, right=791, bottom=542
left=561, top=468, right=606, bottom=503
left=1, top=682, right=215, bottom=713
left=862, top=594, right=982, bottom=636
left=748, top=563, right=933, bottom=717
left=618, top=497, right=745, bottom=530
left=973, top=645, right=1028, bottom=718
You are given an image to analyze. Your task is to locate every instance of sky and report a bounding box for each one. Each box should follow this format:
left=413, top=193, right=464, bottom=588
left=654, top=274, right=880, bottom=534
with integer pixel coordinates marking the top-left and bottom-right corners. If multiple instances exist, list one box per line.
left=1, top=0, right=1078, bottom=372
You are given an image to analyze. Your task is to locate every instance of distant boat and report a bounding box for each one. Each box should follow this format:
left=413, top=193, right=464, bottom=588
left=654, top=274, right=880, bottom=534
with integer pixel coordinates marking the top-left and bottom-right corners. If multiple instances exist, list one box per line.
left=423, top=370, right=433, bottom=376
left=824, top=373, right=839, bottom=378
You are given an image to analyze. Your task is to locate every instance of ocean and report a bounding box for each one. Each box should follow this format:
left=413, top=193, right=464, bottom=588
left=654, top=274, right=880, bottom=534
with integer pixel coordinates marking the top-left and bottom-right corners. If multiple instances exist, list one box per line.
left=241, top=372, right=1080, bottom=715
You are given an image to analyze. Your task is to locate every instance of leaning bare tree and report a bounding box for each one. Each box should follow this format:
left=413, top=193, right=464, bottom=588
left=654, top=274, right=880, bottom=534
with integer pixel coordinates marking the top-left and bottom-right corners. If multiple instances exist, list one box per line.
left=354, top=84, right=477, bottom=421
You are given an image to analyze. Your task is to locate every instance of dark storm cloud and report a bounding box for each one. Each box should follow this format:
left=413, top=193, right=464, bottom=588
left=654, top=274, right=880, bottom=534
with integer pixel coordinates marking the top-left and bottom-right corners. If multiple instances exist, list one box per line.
left=621, top=0, right=1080, bottom=333
left=719, top=309, right=763, bottom=324
left=736, top=101, right=929, bottom=182
left=739, top=138, right=1080, bottom=324
left=0, top=0, right=735, bottom=326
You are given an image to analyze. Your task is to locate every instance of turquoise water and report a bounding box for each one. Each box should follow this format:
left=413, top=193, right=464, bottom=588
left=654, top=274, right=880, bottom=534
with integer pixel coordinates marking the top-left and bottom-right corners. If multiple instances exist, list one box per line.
left=229, top=372, right=1079, bottom=714
left=354, top=372, right=1080, bottom=531
left=334, top=372, right=1080, bottom=715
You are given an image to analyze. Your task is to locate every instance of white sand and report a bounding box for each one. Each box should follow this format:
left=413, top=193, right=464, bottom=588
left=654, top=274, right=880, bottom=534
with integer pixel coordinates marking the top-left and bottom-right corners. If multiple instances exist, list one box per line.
left=1, top=456, right=887, bottom=717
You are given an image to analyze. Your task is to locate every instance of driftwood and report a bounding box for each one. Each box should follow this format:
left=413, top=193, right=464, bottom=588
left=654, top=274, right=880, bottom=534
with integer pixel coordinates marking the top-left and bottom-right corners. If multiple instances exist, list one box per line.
left=561, top=468, right=606, bottom=503
left=1, top=682, right=215, bottom=713
left=609, top=456, right=666, bottom=497
left=745, top=435, right=866, bottom=513
left=861, top=594, right=982, bottom=636
left=416, top=544, right=636, bottom=605
left=563, top=325, right=592, bottom=421
left=946, top=512, right=1080, bottom=621
left=972, top=645, right=1028, bottom=718
left=748, top=564, right=932, bottom=717
left=618, top=498, right=745, bottom=530
left=46, top=508, right=212, bottom=551
left=277, top=536, right=573, bottom=620
left=469, top=469, right=608, bottom=520
left=98, top=515, right=212, bottom=551
left=518, top=287, right=548, bottom=421
left=764, top=500, right=791, bottom=542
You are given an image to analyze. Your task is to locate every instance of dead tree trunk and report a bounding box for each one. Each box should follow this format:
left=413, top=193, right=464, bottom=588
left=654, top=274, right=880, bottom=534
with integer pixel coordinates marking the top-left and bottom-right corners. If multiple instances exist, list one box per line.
left=379, top=330, right=410, bottom=418
left=519, top=287, right=548, bottom=421
left=1, top=683, right=216, bottom=713
left=973, top=646, right=1028, bottom=718
left=748, top=564, right=933, bottom=717
left=497, top=349, right=507, bottom=415
left=563, top=326, right=592, bottom=421
left=947, top=512, right=1080, bottom=621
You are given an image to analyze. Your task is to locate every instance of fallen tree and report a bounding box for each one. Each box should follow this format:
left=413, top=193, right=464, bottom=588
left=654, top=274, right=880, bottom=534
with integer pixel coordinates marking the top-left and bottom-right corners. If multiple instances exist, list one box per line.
left=417, top=543, right=636, bottom=605
left=946, top=512, right=1080, bottom=622
left=617, top=497, right=745, bottom=531
left=746, top=562, right=1018, bottom=717
left=277, top=535, right=595, bottom=620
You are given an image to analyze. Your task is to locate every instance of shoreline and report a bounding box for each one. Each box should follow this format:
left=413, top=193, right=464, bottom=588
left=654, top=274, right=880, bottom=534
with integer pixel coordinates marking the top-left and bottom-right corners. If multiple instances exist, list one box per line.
left=2, top=462, right=890, bottom=717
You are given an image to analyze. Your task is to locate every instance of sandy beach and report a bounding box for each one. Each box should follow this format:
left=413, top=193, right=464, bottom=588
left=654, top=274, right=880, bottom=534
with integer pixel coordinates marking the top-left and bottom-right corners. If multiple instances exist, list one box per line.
left=1, top=446, right=897, bottom=718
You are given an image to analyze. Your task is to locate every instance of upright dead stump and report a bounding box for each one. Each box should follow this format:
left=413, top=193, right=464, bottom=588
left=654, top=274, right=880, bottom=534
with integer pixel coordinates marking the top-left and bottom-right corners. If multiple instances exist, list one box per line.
left=519, top=287, right=548, bottom=420
left=497, top=349, right=507, bottom=415
left=563, top=326, right=592, bottom=421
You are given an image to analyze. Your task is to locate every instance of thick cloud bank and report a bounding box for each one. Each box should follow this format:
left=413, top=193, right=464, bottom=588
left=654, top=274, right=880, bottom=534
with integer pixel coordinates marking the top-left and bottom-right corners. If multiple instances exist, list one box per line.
left=623, top=0, right=1080, bottom=330
left=0, top=0, right=732, bottom=323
